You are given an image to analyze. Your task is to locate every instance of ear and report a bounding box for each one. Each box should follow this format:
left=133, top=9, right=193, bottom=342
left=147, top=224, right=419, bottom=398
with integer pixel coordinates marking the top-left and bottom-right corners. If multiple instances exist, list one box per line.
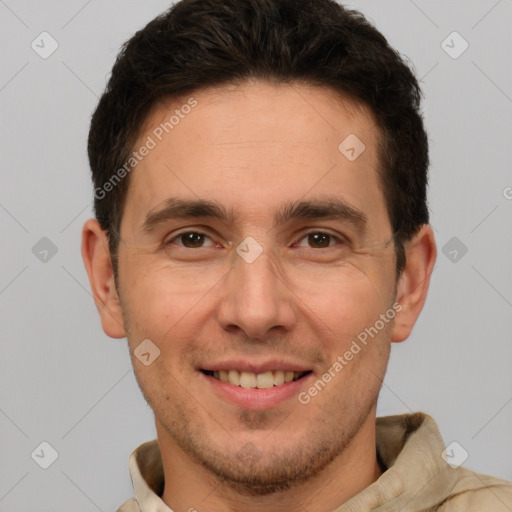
left=81, top=218, right=126, bottom=338
left=391, top=225, right=437, bottom=343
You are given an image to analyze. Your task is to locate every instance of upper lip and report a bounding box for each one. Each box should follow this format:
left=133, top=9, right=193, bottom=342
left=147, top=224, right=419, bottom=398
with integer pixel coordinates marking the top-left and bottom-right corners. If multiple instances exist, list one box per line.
left=200, top=359, right=313, bottom=374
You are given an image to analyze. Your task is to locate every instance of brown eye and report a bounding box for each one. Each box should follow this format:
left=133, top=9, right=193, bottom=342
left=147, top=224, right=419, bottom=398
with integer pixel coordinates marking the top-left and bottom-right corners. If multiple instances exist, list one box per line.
left=307, top=232, right=332, bottom=248
left=293, top=231, right=347, bottom=251
left=166, top=231, right=215, bottom=248
left=181, top=232, right=205, bottom=247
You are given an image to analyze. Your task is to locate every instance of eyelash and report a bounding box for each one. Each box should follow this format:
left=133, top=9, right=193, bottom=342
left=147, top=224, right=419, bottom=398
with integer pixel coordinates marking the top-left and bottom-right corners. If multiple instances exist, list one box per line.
left=164, top=230, right=347, bottom=249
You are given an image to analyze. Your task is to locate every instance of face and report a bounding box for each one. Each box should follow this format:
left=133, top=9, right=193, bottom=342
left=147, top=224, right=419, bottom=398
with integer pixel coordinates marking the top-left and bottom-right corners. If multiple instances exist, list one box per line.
left=114, top=81, right=401, bottom=493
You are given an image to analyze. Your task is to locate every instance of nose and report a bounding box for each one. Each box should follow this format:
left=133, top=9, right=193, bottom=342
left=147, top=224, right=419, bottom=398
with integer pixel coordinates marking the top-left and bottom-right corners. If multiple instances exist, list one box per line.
left=216, top=248, right=297, bottom=339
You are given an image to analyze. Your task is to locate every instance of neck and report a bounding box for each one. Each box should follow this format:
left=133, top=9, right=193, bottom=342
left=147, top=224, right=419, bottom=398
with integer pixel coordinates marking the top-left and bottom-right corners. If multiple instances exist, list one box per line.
left=157, top=411, right=382, bottom=512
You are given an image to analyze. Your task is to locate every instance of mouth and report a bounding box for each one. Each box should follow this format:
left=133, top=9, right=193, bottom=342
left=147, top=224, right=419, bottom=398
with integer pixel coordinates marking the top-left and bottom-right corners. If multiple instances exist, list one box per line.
left=201, top=369, right=312, bottom=389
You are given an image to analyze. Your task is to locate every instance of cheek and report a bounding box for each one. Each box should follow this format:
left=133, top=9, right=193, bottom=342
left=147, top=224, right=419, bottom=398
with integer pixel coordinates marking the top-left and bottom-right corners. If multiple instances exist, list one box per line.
left=290, top=269, right=393, bottom=361
left=120, top=246, right=396, bottom=350
left=311, top=288, right=387, bottom=348
left=120, top=264, right=213, bottom=343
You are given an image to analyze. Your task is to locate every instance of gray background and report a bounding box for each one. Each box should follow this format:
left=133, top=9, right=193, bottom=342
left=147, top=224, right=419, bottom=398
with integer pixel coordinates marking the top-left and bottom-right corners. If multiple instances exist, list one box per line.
left=1, top=0, right=511, bottom=510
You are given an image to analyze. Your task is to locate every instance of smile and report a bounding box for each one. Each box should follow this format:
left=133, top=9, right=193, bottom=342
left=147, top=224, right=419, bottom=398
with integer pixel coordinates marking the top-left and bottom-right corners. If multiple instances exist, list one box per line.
left=201, top=369, right=311, bottom=389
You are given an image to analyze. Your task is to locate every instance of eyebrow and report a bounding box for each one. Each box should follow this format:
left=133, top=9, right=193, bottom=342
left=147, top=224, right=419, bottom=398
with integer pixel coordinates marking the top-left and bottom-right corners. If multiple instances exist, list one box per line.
left=141, top=197, right=368, bottom=234
left=275, top=198, right=367, bottom=231
left=142, top=198, right=234, bottom=233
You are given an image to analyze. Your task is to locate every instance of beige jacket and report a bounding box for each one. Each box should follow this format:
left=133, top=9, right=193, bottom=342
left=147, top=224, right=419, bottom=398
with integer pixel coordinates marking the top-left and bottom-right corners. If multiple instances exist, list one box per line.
left=117, top=413, right=512, bottom=511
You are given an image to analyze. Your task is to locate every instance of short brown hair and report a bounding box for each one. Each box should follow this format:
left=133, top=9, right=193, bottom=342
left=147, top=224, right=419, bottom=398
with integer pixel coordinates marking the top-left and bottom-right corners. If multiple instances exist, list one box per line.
left=88, top=0, right=429, bottom=278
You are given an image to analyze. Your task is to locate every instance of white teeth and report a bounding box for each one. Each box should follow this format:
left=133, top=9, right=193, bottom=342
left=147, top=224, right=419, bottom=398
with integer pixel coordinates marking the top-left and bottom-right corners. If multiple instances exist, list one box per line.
left=284, top=371, right=294, bottom=383
left=256, top=371, right=274, bottom=389
left=274, top=370, right=285, bottom=386
left=228, top=370, right=240, bottom=386
left=239, top=371, right=257, bottom=388
left=210, top=369, right=307, bottom=388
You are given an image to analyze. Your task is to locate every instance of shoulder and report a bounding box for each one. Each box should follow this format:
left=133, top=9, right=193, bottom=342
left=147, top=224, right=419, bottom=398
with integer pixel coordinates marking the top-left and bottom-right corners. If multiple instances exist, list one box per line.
left=116, top=497, right=140, bottom=512
left=439, top=469, right=512, bottom=511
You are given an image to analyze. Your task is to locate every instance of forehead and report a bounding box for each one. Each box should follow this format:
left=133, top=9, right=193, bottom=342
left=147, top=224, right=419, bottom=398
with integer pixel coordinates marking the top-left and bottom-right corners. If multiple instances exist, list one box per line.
left=146, top=80, right=379, bottom=151
left=122, top=80, right=388, bottom=235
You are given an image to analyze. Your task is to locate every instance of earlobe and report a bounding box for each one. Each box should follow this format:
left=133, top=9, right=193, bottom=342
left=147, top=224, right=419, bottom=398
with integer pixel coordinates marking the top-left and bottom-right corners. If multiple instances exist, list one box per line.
left=81, top=218, right=126, bottom=339
left=391, top=225, right=437, bottom=343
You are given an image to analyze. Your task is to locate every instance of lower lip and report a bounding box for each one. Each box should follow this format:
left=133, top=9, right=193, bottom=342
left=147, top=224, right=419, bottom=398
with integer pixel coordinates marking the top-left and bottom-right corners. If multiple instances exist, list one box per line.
left=202, top=372, right=313, bottom=410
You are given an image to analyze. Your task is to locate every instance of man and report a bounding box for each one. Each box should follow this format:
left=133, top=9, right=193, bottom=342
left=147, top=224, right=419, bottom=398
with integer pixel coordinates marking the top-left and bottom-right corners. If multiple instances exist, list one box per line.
left=81, top=0, right=512, bottom=510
